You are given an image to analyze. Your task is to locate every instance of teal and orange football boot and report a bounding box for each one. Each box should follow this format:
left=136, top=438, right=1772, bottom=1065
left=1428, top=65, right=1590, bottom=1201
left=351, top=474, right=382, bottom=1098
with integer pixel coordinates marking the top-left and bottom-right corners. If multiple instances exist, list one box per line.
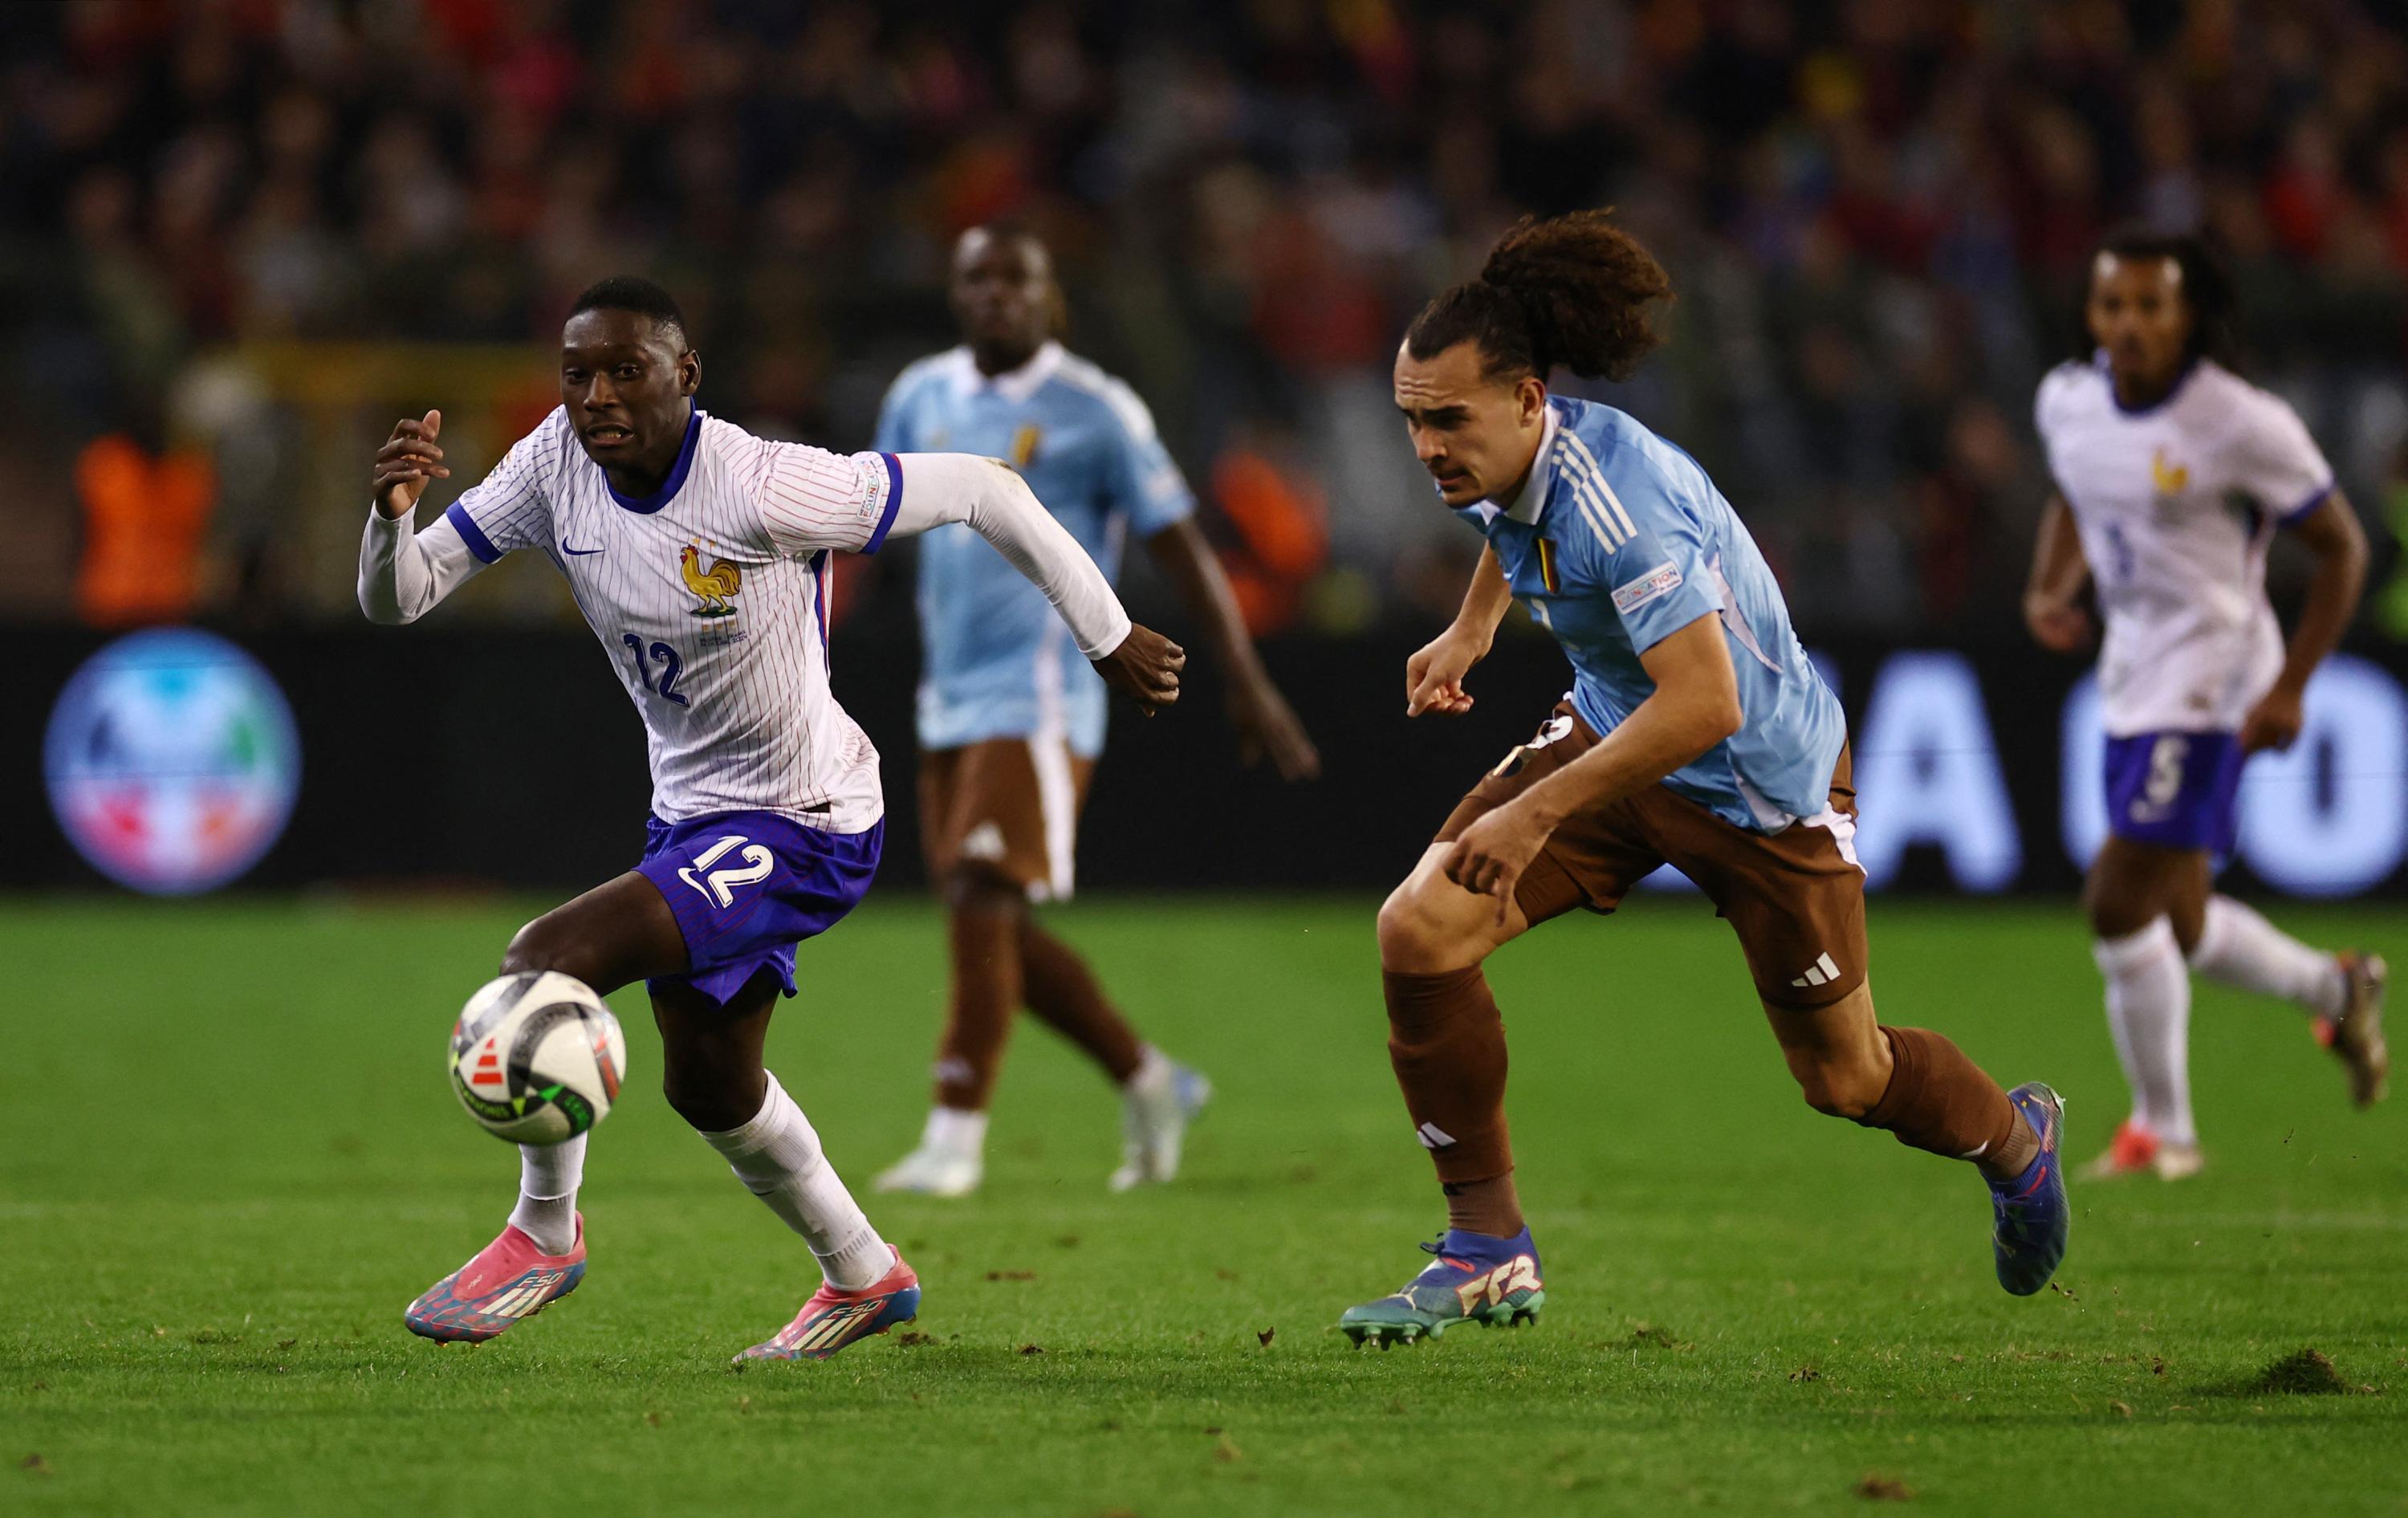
left=1336, top=1227, right=1544, bottom=1347
left=1991, top=1083, right=2069, bottom=1296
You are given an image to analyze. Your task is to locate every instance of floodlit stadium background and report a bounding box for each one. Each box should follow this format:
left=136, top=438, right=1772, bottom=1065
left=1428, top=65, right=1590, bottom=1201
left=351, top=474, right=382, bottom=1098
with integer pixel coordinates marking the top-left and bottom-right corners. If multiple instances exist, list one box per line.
left=8, top=0, right=2408, bottom=897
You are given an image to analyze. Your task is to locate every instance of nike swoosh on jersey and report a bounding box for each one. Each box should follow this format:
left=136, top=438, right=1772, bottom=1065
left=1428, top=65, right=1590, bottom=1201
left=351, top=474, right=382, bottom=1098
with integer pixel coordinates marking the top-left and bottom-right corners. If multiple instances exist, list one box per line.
left=562, top=541, right=605, bottom=556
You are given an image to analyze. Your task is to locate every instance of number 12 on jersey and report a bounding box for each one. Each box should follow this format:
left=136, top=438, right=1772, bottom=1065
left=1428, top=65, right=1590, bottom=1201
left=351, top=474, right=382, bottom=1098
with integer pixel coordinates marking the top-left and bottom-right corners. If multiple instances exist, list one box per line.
left=621, top=633, right=690, bottom=706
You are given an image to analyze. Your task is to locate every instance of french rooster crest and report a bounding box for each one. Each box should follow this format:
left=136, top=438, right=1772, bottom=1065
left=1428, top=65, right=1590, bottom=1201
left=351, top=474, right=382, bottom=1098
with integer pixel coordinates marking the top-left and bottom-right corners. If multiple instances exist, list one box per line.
left=681, top=542, right=742, bottom=617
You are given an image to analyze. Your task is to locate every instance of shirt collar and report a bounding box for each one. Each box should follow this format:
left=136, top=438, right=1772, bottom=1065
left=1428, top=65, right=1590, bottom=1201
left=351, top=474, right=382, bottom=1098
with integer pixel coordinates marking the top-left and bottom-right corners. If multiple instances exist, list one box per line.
left=1490, top=403, right=1560, bottom=526
left=2093, top=348, right=2200, bottom=417
left=605, top=406, right=703, bottom=514
left=949, top=340, right=1064, bottom=404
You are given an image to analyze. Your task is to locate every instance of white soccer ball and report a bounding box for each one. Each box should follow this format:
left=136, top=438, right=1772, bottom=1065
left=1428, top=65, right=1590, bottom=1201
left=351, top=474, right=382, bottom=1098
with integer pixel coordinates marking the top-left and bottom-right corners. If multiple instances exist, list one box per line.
left=448, top=971, right=628, bottom=1145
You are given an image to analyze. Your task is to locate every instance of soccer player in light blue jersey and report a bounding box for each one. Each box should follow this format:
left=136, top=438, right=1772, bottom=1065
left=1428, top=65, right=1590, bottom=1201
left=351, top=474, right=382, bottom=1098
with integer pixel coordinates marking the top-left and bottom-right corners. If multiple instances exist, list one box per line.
left=872, top=225, right=1319, bottom=1198
left=1336, top=211, right=2068, bottom=1345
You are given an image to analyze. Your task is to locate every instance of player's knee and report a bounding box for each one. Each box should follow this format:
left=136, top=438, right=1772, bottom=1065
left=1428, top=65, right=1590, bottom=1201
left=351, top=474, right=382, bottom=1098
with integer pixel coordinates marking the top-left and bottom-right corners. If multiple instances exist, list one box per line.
left=943, top=864, right=1025, bottom=915
left=2081, top=879, right=2135, bottom=939
left=1377, top=875, right=1471, bottom=971
left=659, top=1062, right=751, bottom=1133
left=500, top=914, right=602, bottom=986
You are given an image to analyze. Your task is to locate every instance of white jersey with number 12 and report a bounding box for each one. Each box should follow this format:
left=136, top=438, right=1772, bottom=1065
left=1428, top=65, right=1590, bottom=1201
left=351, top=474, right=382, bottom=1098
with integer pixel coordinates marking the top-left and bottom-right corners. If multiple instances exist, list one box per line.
left=412, top=405, right=905, bottom=832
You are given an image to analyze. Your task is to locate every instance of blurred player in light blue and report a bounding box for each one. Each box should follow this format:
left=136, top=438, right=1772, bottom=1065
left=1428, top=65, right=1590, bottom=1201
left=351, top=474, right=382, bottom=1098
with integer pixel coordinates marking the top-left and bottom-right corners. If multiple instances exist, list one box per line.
left=873, top=225, right=1320, bottom=1198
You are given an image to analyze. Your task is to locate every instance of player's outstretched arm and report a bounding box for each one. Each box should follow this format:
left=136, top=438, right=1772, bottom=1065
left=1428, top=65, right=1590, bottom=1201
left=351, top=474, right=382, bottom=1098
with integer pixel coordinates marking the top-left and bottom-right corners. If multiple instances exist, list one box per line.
left=1144, top=519, right=1319, bottom=777
left=1407, top=545, right=1513, bottom=717
left=2022, top=494, right=2093, bottom=653
left=358, top=409, right=490, bottom=625
left=2242, top=490, right=2369, bottom=752
left=888, top=454, right=1184, bottom=713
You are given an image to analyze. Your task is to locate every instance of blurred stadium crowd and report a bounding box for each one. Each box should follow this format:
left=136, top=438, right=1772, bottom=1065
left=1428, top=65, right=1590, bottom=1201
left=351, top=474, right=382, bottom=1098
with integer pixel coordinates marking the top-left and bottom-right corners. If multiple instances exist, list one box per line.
left=7, top=0, right=2408, bottom=637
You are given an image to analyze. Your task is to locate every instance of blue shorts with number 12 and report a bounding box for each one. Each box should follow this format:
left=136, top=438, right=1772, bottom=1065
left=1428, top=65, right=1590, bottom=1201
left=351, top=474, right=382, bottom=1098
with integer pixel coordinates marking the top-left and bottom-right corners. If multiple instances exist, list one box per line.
left=635, top=811, right=883, bottom=1005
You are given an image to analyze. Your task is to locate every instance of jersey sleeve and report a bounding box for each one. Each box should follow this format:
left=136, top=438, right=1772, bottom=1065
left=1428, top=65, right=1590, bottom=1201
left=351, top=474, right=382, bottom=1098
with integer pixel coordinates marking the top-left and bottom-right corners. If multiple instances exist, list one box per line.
left=441, top=414, right=561, bottom=564
left=1564, top=460, right=1724, bottom=655
left=2229, top=387, right=2336, bottom=523
left=2032, top=364, right=2083, bottom=444
left=2031, top=365, right=2083, bottom=497
left=1094, top=380, right=1195, bottom=535
left=757, top=442, right=905, bottom=557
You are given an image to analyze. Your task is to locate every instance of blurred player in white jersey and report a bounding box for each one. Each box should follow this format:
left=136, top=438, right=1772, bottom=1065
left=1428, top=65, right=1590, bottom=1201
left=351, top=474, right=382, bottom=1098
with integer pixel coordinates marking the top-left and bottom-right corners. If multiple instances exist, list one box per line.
left=358, top=278, right=1183, bottom=1360
left=870, top=226, right=1319, bottom=1198
left=2028, top=231, right=2388, bottom=1180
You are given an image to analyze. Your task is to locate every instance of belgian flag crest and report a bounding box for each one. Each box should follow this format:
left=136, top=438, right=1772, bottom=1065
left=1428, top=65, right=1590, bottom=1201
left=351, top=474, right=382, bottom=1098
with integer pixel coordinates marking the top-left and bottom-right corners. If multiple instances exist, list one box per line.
left=1536, top=537, right=1561, bottom=595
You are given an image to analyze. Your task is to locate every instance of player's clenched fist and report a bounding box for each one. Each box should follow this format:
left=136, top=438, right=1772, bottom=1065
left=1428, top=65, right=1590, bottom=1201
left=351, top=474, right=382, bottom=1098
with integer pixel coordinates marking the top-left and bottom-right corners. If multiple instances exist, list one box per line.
left=2021, top=588, right=2092, bottom=654
left=1094, top=624, right=1185, bottom=714
left=373, top=409, right=451, bottom=519
left=2238, top=684, right=2307, bottom=754
left=1440, top=800, right=1548, bottom=926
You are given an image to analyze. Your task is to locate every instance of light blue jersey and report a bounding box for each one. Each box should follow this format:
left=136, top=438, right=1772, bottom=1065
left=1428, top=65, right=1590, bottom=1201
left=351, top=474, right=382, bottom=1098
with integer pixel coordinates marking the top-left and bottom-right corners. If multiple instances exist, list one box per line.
left=1455, top=396, right=1845, bottom=832
left=877, top=342, right=1194, bottom=756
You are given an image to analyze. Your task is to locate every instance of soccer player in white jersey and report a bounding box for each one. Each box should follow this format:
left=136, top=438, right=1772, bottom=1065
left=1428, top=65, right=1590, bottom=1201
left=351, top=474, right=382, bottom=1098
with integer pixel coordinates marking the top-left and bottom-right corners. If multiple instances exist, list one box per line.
left=2027, top=230, right=2388, bottom=1182
left=872, top=225, right=1319, bottom=1199
left=358, top=278, right=1183, bottom=1361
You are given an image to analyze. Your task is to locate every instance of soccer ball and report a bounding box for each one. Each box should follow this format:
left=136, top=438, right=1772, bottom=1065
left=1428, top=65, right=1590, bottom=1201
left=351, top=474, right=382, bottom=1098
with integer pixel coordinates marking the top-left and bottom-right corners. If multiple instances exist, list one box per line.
left=448, top=971, right=628, bottom=1145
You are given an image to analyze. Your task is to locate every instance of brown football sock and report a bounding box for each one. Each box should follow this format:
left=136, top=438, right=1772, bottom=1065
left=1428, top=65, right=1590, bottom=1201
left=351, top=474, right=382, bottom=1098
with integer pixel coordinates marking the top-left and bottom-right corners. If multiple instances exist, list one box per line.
left=1383, top=966, right=1523, bottom=1236
left=934, top=900, right=1023, bottom=1110
left=1860, top=1026, right=2034, bottom=1180
left=1020, top=921, right=1145, bottom=1085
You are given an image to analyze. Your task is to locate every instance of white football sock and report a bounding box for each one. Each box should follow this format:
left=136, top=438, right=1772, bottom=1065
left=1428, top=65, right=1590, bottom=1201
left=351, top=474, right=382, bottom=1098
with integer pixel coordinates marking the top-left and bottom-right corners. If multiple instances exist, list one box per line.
left=702, top=1072, right=891, bottom=1291
left=2094, top=918, right=2196, bottom=1146
left=1122, top=1044, right=1173, bottom=1094
left=508, top=1133, right=585, bottom=1256
left=2190, top=895, right=2346, bottom=1019
left=923, top=1105, right=989, bottom=1158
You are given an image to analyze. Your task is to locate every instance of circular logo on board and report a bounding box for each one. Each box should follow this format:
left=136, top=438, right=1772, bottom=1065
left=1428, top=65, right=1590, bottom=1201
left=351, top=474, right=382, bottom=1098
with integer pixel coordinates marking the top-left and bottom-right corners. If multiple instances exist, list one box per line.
left=43, top=628, right=300, bottom=894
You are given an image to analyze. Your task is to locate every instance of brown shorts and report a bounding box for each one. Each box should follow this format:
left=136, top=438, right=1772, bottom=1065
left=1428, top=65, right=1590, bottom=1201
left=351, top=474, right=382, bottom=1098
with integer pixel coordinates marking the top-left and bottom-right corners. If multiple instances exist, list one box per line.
left=919, top=738, right=1097, bottom=902
left=1437, top=702, right=1868, bottom=1010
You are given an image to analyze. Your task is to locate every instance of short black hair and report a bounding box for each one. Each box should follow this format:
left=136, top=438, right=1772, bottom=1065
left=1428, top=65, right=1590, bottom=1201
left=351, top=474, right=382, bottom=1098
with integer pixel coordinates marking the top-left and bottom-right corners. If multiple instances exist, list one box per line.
left=2076, top=227, right=2238, bottom=368
left=568, top=275, right=689, bottom=348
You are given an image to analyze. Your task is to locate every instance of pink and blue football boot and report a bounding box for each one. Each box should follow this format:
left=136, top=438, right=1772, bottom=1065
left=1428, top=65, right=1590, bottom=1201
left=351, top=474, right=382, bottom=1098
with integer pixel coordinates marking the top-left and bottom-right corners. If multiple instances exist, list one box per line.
left=1337, top=1226, right=1544, bottom=1347
left=1991, top=1082, right=2070, bottom=1296
left=731, top=1247, right=921, bottom=1365
left=405, top=1215, right=588, bottom=1343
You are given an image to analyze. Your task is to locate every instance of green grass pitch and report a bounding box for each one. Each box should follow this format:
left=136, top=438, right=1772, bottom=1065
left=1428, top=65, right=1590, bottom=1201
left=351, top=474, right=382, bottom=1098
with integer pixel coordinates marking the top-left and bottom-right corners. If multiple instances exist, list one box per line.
left=3, top=894, right=2402, bottom=1516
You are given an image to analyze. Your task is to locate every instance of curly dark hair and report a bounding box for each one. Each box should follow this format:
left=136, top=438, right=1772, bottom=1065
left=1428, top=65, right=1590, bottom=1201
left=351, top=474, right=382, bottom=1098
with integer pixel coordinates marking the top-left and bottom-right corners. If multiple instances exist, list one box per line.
left=2076, top=226, right=2239, bottom=368
left=1405, top=210, right=1674, bottom=382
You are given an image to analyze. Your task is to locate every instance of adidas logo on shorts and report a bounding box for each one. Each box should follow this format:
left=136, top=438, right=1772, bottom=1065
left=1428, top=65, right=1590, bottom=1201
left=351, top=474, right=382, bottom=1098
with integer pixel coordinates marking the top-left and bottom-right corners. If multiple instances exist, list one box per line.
left=1791, top=952, right=1842, bottom=989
